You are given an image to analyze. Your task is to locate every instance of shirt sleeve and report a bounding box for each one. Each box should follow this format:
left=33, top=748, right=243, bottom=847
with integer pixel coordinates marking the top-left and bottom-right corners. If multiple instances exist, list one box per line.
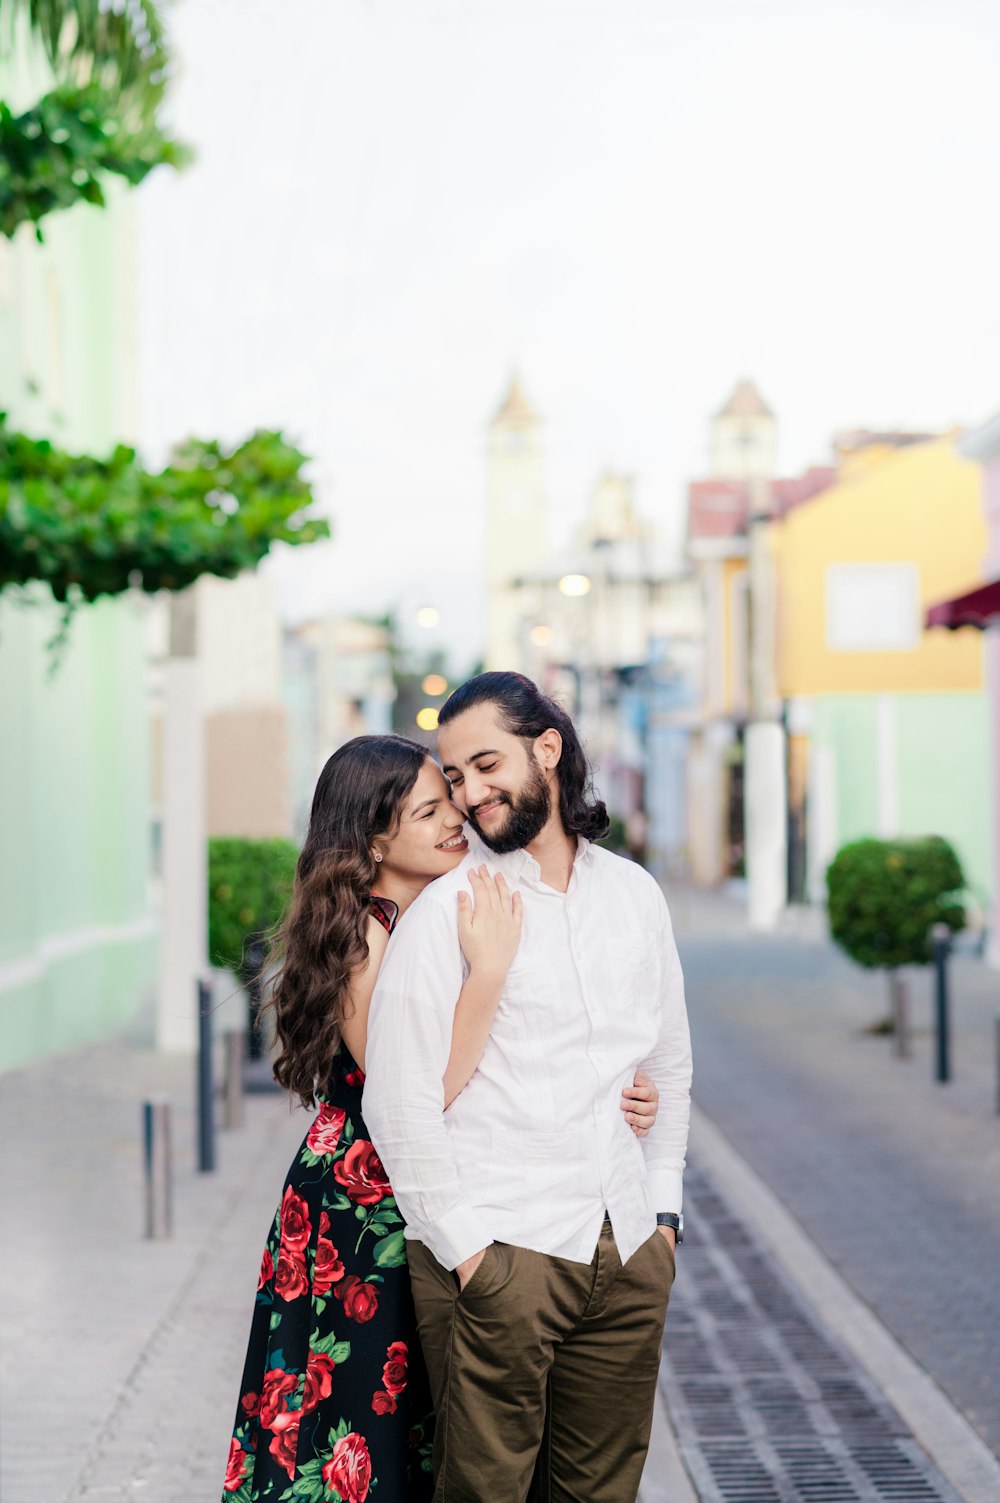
left=362, top=888, right=493, bottom=1271
left=638, top=892, right=692, bottom=1214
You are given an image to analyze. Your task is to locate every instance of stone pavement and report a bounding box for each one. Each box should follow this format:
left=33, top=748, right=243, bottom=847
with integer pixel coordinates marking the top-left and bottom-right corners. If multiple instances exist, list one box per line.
left=668, top=882, right=1000, bottom=1463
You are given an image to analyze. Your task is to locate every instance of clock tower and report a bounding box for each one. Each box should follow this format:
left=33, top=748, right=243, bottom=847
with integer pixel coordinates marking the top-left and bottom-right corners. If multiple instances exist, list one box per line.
left=485, top=374, right=546, bottom=670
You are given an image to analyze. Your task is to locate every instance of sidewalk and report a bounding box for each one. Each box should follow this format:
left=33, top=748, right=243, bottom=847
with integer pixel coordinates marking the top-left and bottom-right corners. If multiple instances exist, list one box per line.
left=0, top=1030, right=308, bottom=1502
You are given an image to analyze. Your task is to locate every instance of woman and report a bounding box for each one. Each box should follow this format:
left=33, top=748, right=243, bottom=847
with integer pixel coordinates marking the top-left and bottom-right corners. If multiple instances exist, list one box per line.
left=222, top=736, right=659, bottom=1502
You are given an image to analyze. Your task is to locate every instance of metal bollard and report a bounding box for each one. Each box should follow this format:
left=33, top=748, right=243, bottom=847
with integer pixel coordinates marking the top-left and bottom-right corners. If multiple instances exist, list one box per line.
left=245, top=938, right=266, bottom=1062
left=890, top=971, right=910, bottom=1060
left=142, top=1098, right=173, bottom=1239
left=224, top=1029, right=247, bottom=1130
left=931, top=923, right=951, bottom=1084
left=197, top=976, right=216, bottom=1172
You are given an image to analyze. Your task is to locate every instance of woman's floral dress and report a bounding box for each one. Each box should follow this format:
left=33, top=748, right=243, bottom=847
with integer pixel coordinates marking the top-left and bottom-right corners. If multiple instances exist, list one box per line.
left=222, top=898, right=434, bottom=1503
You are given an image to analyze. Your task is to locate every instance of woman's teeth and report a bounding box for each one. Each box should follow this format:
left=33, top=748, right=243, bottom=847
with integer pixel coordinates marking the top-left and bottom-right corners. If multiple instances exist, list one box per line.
left=438, top=833, right=466, bottom=850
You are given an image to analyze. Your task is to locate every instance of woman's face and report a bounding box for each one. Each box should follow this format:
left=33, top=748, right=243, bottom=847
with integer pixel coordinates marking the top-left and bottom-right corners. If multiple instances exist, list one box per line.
left=377, top=759, right=468, bottom=881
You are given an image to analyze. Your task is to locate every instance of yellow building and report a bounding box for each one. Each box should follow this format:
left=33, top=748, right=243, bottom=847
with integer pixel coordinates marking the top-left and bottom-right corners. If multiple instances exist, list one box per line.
left=774, top=433, right=991, bottom=904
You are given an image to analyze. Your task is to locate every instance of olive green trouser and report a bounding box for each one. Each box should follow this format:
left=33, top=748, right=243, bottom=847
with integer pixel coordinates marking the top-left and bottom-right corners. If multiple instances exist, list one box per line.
left=407, top=1221, right=675, bottom=1503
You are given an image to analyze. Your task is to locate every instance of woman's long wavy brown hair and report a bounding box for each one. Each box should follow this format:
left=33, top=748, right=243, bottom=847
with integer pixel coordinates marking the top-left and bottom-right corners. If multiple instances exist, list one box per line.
left=267, top=734, right=427, bottom=1108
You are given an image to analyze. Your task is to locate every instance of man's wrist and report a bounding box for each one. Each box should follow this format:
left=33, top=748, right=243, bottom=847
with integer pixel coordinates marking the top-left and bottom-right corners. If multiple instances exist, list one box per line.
left=656, top=1211, right=684, bottom=1244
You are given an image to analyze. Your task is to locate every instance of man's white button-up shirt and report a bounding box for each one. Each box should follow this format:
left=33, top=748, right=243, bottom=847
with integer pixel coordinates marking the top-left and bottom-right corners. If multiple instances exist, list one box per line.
left=363, top=835, right=692, bottom=1271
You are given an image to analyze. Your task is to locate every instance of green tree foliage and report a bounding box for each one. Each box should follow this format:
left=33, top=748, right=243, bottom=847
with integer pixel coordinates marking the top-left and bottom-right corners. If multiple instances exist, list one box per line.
left=208, top=837, right=299, bottom=978
left=0, top=0, right=187, bottom=238
left=826, top=835, right=966, bottom=972
left=0, top=416, right=331, bottom=606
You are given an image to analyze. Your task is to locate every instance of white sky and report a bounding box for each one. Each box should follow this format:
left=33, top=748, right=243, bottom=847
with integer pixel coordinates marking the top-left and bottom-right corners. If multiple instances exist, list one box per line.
left=138, top=0, right=1000, bottom=668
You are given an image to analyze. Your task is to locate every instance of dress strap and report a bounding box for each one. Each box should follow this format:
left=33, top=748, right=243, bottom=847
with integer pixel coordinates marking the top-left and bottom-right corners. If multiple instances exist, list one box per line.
left=369, top=895, right=399, bottom=935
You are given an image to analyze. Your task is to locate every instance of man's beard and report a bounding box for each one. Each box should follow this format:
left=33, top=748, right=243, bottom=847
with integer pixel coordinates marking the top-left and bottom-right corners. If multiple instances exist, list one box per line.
left=468, top=761, right=552, bottom=854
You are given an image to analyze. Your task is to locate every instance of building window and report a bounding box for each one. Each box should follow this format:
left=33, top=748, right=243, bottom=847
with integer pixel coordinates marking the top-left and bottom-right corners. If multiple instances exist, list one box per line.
left=825, top=563, right=920, bottom=651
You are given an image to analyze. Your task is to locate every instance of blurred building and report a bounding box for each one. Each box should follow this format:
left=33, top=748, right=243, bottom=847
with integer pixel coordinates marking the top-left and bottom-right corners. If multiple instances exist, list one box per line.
left=0, top=47, right=157, bottom=1069
left=685, top=380, right=835, bottom=885
left=283, top=615, right=395, bottom=840
left=776, top=432, right=989, bottom=906
left=488, top=384, right=704, bottom=876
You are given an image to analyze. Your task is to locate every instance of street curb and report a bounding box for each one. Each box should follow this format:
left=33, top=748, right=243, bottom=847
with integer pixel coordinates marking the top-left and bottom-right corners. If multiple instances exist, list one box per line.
left=690, top=1102, right=1000, bottom=1503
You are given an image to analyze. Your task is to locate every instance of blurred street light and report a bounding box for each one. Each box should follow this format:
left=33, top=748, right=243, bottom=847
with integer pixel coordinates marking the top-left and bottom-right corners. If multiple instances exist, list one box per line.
left=558, top=573, right=592, bottom=597
left=416, top=606, right=441, bottom=628
left=529, top=624, right=554, bottom=646
left=416, top=706, right=440, bottom=730
left=422, top=673, right=448, bottom=696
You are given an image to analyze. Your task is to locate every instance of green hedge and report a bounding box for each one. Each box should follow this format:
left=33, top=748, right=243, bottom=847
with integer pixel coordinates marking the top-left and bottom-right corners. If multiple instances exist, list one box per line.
left=208, top=837, right=298, bottom=977
left=826, top=836, right=966, bottom=971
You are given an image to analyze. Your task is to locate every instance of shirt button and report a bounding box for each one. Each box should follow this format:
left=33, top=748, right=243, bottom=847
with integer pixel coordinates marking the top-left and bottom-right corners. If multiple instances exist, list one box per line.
left=595, top=1103, right=604, bottom=1116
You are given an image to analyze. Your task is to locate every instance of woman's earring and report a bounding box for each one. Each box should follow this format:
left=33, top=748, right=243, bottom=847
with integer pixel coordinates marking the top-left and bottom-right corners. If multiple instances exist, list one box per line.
left=373, top=851, right=382, bottom=863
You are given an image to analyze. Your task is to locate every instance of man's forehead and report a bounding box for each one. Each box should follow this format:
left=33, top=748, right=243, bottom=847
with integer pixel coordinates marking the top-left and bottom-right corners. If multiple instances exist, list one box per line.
left=438, top=706, right=510, bottom=766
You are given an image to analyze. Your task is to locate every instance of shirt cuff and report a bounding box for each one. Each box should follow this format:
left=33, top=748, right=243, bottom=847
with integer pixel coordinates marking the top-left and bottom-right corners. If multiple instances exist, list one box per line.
left=646, top=1167, right=684, bottom=1215
left=414, top=1202, right=494, bottom=1272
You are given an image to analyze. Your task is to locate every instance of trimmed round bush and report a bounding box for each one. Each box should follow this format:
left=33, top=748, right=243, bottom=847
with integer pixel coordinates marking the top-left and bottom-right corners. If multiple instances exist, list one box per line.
left=826, top=836, right=966, bottom=971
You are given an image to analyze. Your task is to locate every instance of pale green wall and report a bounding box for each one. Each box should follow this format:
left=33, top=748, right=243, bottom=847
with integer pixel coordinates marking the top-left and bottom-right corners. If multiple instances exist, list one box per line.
left=0, top=40, right=156, bottom=1072
left=813, top=693, right=992, bottom=906
left=894, top=694, right=993, bottom=902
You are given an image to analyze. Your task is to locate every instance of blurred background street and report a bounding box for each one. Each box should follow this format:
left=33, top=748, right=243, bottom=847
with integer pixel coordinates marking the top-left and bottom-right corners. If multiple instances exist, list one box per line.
left=4, top=1, right=1000, bottom=1500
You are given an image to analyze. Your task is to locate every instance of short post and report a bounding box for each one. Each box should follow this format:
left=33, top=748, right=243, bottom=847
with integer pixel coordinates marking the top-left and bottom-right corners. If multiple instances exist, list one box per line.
left=245, top=937, right=266, bottom=1062
left=142, top=1098, right=173, bottom=1239
left=197, top=976, right=216, bottom=1172
left=931, top=923, right=951, bottom=1084
left=995, top=1017, right=1000, bottom=1115
left=890, top=971, right=910, bottom=1060
left=224, top=1028, right=247, bottom=1130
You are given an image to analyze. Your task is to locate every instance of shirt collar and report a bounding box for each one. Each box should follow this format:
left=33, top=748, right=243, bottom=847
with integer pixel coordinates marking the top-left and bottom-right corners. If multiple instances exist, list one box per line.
left=464, top=830, right=595, bottom=885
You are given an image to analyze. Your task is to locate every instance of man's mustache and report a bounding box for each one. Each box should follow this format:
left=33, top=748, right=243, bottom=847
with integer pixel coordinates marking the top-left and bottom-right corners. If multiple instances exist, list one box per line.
left=469, top=792, right=513, bottom=818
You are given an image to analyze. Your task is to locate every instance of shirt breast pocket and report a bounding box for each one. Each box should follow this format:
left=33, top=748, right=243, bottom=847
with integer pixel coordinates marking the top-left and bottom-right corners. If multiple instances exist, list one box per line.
left=606, top=939, right=659, bottom=1020
left=497, top=953, right=569, bottom=1037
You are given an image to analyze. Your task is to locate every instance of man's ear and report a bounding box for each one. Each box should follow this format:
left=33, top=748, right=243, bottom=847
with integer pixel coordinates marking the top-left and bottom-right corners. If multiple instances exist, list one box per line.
left=534, top=727, right=562, bottom=770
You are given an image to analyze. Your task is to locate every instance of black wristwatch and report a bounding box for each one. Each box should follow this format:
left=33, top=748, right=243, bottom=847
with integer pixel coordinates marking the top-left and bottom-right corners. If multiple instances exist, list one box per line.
left=656, top=1212, right=684, bottom=1244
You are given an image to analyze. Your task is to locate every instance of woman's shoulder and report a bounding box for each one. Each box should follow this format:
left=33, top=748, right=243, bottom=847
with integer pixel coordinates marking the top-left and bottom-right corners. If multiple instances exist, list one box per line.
left=369, top=895, right=399, bottom=935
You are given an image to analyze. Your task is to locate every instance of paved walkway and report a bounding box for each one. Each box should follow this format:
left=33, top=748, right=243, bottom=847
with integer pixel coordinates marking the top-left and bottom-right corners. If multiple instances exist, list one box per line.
left=669, top=883, right=1000, bottom=1463
left=2, top=889, right=998, bottom=1501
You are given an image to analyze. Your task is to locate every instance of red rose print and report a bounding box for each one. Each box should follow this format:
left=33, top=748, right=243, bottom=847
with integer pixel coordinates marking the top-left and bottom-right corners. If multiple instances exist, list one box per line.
left=274, top=1246, right=309, bottom=1302
left=257, top=1246, right=274, bottom=1291
left=268, top=1410, right=301, bottom=1481
left=306, top=1102, right=346, bottom=1156
left=333, top=1140, right=391, bottom=1206
left=241, top=1390, right=260, bottom=1418
left=371, top=1389, right=397, bottom=1416
left=312, top=1236, right=345, bottom=1296
left=259, top=1367, right=298, bottom=1429
left=334, top=1274, right=379, bottom=1323
left=279, top=1185, right=311, bottom=1254
left=319, top=1210, right=331, bottom=1235
left=322, top=1431, right=372, bottom=1503
left=302, top=1349, right=336, bottom=1412
left=223, top=1438, right=248, bottom=1492
left=345, top=1067, right=366, bottom=1087
left=382, top=1340, right=408, bottom=1397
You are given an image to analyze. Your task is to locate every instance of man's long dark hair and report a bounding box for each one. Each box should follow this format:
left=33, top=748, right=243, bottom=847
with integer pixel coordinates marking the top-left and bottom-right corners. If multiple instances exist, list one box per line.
left=438, top=671, right=609, bottom=842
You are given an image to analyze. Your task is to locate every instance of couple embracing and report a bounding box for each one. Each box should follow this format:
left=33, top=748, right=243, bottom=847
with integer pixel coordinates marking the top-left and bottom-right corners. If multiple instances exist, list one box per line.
left=221, top=672, right=692, bottom=1503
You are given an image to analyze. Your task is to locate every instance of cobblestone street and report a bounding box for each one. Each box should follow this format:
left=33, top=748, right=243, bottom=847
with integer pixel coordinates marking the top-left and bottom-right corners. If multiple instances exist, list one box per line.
left=671, top=885, right=1000, bottom=1462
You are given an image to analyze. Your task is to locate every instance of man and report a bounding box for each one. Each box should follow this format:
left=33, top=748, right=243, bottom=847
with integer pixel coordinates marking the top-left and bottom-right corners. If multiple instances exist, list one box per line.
left=364, top=672, right=692, bottom=1502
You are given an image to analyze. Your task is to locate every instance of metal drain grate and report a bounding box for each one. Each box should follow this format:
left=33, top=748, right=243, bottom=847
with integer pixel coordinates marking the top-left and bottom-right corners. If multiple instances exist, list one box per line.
left=659, top=1165, right=962, bottom=1503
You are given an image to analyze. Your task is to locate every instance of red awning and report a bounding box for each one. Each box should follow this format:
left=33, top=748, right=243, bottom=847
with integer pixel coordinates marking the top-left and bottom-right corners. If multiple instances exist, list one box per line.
left=926, top=578, right=1000, bottom=630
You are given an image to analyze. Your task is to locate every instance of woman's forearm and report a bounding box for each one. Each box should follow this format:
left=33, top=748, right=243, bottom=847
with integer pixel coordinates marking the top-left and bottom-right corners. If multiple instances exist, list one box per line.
left=443, top=967, right=505, bottom=1107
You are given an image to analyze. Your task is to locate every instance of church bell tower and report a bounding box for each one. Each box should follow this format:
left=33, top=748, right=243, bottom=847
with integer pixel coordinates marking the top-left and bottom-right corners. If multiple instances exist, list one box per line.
left=485, top=374, right=547, bottom=671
